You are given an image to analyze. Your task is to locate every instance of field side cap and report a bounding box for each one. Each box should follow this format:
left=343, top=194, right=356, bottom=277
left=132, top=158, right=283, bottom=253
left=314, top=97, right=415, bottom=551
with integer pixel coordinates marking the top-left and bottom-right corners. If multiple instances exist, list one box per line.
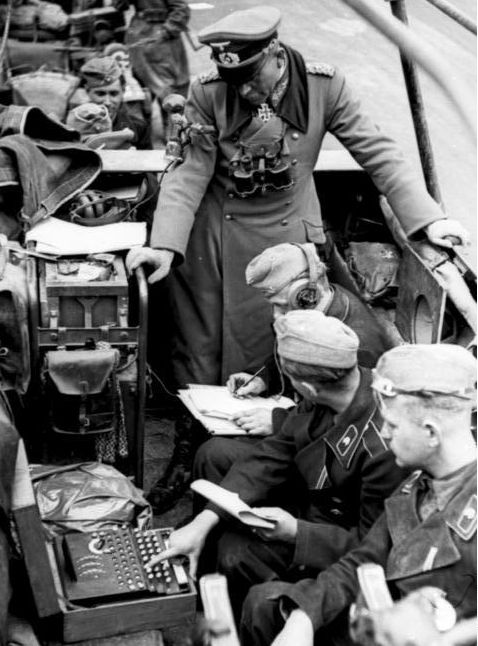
left=274, top=310, right=359, bottom=368
left=198, top=6, right=281, bottom=85
left=80, top=55, right=124, bottom=88
left=373, top=343, right=477, bottom=399
left=246, top=243, right=325, bottom=295
left=66, top=103, right=112, bottom=136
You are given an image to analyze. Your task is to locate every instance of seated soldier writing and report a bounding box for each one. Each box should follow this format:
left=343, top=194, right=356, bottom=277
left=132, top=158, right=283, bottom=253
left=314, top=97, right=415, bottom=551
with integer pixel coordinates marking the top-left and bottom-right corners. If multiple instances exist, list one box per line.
left=240, top=343, right=476, bottom=646
left=149, top=310, right=408, bottom=623
left=191, top=242, right=395, bottom=488
left=149, top=242, right=395, bottom=509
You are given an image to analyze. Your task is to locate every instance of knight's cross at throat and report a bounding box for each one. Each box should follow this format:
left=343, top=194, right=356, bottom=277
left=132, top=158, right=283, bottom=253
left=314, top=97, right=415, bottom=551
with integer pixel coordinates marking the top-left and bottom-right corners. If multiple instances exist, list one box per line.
left=256, top=102, right=275, bottom=122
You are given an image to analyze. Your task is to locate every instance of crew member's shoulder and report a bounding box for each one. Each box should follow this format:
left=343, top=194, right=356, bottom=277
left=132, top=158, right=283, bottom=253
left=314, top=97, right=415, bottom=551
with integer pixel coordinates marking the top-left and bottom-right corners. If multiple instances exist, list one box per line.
left=306, top=62, right=335, bottom=78
left=198, top=68, right=221, bottom=84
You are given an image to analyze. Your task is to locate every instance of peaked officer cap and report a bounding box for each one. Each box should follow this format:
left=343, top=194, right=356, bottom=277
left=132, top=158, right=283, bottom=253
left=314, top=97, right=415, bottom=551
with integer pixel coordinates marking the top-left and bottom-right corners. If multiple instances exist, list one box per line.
left=198, top=6, right=281, bottom=85
left=274, top=310, right=359, bottom=368
left=246, top=243, right=326, bottom=295
left=80, top=55, right=124, bottom=88
left=373, top=343, right=477, bottom=400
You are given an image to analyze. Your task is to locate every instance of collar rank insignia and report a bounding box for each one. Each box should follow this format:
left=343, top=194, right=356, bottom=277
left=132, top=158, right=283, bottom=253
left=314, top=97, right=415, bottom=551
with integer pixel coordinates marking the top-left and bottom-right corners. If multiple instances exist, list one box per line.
left=337, top=425, right=358, bottom=457
left=456, top=494, right=477, bottom=540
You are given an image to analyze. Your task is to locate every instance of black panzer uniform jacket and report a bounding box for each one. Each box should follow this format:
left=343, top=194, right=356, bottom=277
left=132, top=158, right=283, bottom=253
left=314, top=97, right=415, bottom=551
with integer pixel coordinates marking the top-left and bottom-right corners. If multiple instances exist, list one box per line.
left=213, top=368, right=408, bottom=570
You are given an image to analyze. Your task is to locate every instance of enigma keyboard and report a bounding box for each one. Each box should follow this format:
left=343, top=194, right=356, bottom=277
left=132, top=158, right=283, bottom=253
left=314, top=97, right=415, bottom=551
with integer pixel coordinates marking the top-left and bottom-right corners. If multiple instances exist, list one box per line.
left=55, top=526, right=190, bottom=603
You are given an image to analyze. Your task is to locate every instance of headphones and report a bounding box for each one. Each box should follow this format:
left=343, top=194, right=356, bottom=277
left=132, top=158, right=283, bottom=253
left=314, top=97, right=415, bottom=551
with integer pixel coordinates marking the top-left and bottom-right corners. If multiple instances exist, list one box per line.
left=287, top=244, right=322, bottom=309
left=68, top=190, right=130, bottom=226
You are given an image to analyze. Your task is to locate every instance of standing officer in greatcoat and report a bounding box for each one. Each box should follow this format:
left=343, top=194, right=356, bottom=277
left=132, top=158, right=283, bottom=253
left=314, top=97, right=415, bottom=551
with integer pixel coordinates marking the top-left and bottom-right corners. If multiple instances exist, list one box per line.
left=127, top=6, right=469, bottom=388
left=240, top=343, right=477, bottom=646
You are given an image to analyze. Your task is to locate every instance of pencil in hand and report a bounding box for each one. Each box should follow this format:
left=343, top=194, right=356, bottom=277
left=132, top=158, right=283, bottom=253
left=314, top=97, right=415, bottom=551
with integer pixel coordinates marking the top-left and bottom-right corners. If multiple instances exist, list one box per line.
left=232, top=366, right=266, bottom=398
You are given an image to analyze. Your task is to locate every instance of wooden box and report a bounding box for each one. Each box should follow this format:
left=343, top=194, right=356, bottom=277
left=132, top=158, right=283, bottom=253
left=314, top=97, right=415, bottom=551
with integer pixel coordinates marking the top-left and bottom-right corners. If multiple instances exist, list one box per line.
left=12, top=442, right=197, bottom=643
left=38, top=256, right=129, bottom=330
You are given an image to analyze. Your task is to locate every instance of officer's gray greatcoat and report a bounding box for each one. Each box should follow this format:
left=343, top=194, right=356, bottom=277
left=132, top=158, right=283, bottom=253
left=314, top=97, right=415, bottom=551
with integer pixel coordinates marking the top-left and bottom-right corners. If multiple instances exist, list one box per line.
left=151, top=45, right=444, bottom=385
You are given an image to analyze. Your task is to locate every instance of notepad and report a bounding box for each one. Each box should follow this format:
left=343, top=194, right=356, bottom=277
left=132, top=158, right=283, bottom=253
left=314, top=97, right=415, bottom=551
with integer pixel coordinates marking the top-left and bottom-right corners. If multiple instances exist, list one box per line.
left=191, top=480, right=276, bottom=529
left=26, top=217, right=147, bottom=256
left=177, top=385, right=295, bottom=436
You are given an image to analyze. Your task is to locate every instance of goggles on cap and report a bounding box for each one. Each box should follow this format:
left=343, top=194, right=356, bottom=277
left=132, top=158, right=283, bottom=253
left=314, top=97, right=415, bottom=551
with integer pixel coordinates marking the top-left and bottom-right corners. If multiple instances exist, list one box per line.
left=371, top=371, right=475, bottom=400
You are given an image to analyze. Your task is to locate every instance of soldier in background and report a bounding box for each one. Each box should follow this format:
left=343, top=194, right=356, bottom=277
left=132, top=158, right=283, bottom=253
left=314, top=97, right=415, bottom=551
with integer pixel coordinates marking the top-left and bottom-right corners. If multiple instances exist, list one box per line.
left=119, top=0, right=190, bottom=131
left=76, top=55, right=152, bottom=149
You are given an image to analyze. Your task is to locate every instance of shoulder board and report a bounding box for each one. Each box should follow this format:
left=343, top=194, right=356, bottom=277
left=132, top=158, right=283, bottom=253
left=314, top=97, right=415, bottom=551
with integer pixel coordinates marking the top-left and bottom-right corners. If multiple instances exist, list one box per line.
left=306, top=62, right=335, bottom=78
left=199, top=69, right=220, bottom=84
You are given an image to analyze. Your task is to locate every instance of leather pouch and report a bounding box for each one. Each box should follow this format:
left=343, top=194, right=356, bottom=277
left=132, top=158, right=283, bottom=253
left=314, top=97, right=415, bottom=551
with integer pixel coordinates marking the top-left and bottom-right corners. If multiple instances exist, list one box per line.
left=345, top=242, right=400, bottom=304
left=44, top=349, right=119, bottom=435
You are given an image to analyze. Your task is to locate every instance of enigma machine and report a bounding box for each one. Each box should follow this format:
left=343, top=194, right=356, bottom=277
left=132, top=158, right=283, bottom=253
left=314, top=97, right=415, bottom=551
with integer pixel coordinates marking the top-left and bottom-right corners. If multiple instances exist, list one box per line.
left=56, top=526, right=190, bottom=603
left=12, top=441, right=196, bottom=643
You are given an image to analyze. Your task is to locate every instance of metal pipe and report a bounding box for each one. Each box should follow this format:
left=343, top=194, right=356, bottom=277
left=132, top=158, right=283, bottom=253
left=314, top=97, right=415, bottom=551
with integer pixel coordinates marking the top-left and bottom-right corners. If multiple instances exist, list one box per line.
left=389, top=0, right=442, bottom=203
left=135, top=265, right=148, bottom=488
left=340, top=0, right=476, bottom=138
left=423, top=0, right=477, bottom=34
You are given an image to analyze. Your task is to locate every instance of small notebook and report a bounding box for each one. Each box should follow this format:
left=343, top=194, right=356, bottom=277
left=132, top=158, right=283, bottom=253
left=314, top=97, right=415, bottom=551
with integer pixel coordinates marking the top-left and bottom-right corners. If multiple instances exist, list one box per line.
left=191, top=480, right=276, bottom=529
left=177, top=385, right=295, bottom=436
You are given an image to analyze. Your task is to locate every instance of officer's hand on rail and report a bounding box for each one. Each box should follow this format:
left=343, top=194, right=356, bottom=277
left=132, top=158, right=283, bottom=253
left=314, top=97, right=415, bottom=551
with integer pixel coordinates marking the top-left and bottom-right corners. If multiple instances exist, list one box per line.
left=231, top=408, right=273, bottom=436
left=126, top=247, right=174, bottom=284
left=227, top=372, right=267, bottom=397
left=146, top=510, right=219, bottom=579
left=271, top=609, right=314, bottom=646
left=251, top=507, right=298, bottom=543
left=424, top=219, right=470, bottom=248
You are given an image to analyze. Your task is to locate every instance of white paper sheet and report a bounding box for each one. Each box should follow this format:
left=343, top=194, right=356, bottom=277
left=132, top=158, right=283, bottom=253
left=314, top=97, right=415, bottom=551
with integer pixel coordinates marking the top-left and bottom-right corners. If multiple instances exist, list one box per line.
left=177, top=385, right=295, bottom=435
left=26, top=217, right=146, bottom=256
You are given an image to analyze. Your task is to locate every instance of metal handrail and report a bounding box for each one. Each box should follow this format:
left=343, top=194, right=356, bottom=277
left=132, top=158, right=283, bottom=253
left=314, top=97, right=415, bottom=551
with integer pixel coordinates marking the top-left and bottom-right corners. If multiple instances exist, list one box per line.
left=341, top=0, right=476, bottom=139
left=388, top=0, right=442, bottom=203
left=423, top=0, right=477, bottom=35
left=134, top=265, right=148, bottom=488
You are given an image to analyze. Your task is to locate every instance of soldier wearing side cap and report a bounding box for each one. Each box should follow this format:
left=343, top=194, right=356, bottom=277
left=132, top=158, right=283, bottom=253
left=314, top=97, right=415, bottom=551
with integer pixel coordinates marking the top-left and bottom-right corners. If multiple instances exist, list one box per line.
left=73, top=56, right=152, bottom=149
left=229, top=242, right=395, bottom=398
left=150, top=311, right=408, bottom=624
left=188, top=242, right=396, bottom=492
left=240, top=343, right=477, bottom=646
left=126, top=5, right=469, bottom=388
